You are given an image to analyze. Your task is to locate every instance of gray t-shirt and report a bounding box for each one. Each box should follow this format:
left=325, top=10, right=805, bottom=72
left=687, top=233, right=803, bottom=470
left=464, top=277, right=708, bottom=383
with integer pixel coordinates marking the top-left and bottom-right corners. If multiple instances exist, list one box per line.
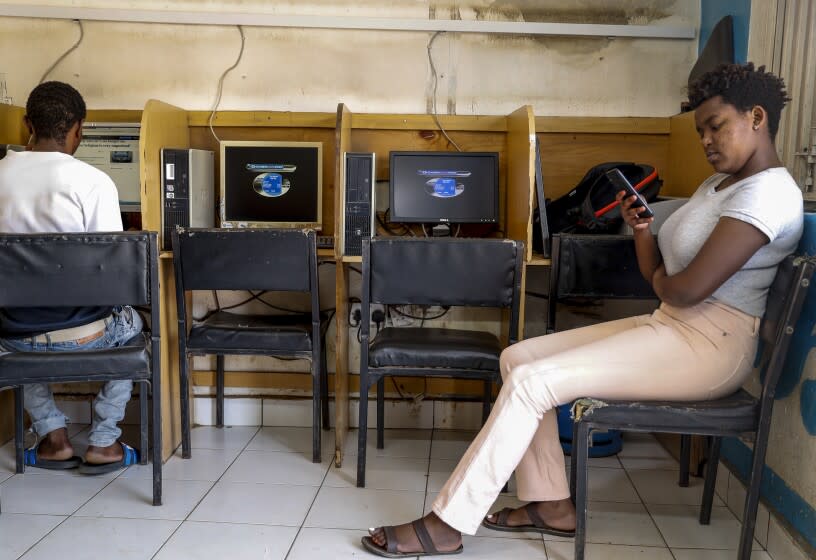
left=657, top=167, right=803, bottom=317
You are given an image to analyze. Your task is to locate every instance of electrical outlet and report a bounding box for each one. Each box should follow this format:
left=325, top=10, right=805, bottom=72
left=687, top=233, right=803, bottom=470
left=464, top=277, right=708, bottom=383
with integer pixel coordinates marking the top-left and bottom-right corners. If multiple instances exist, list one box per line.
left=349, top=302, right=386, bottom=326
left=370, top=303, right=386, bottom=326
left=349, top=303, right=362, bottom=326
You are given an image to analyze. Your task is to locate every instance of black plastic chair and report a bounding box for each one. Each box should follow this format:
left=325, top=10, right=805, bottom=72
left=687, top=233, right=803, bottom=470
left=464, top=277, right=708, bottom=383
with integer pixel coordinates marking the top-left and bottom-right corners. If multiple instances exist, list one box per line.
left=0, top=232, right=162, bottom=507
left=172, top=228, right=328, bottom=463
left=547, top=233, right=704, bottom=485
left=357, top=237, right=524, bottom=487
left=569, top=254, right=815, bottom=560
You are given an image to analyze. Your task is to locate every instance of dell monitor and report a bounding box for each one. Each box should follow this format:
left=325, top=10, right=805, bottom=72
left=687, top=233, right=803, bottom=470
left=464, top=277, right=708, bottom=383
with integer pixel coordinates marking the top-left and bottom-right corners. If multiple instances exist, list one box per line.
left=389, top=151, right=498, bottom=224
left=220, top=140, right=323, bottom=229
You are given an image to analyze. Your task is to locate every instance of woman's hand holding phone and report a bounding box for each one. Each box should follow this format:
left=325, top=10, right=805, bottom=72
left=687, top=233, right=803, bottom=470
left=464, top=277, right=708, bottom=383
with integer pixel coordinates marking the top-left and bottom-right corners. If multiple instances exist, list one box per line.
left=617, top=190, right=655, bottom=231
left=606, top=168, right=655, bottom=232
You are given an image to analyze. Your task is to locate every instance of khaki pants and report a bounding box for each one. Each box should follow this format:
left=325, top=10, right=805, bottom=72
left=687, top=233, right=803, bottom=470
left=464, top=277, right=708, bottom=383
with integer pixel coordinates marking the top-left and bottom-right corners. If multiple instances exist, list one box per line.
left=432, top=301, right=760, bottom=534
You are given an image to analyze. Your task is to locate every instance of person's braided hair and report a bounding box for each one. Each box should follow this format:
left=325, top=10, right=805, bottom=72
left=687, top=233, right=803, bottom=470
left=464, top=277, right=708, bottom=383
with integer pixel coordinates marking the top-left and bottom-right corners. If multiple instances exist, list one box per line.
left=687, top=62, right=791, bottom=141
left=25, top=81, right=86, bottom=146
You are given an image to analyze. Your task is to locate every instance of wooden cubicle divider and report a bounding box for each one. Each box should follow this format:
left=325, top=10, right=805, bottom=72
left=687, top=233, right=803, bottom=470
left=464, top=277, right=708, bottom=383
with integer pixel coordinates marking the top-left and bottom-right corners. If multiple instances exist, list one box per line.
left=536, top=116, right=671, bottom=202
left=334, top=103, right=352, bottom=465
left=506, top=105, right=536, bottom=262
left=139, top=99, right=190, bottom=460
left=665, top=110, right=712, bottom=197
left=187, top=110, right=338, bottom=239
left=0, top=104, right=27, bottom=146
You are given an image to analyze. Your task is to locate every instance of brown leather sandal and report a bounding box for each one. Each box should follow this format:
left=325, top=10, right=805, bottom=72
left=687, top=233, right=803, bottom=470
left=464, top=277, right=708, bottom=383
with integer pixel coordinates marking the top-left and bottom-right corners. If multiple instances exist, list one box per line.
left=361, top=519, right=464, bottom=558
left=482, top=503, right=576, bottom=538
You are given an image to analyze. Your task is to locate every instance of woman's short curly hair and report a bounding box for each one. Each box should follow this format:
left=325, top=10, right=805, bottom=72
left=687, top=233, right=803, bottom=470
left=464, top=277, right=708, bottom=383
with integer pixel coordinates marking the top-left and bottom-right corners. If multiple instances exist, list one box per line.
left=687, top=62, right=790, bottom=140
left=25, top=81, right=86, bottom=145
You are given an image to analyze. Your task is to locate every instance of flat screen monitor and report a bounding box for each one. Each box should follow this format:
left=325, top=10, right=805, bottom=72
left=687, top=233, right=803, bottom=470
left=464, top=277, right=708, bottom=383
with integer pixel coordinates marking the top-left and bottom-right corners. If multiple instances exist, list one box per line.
left=73, top=122, right=141, bottom=211
left=389, top=151, right=498, bottom=224
left=220, top=140, right=322, bottom=229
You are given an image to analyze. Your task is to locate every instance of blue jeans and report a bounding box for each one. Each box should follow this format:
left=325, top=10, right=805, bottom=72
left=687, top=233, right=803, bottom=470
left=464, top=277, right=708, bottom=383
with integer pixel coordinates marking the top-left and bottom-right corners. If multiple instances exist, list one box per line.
left=0, top=306, right=143, bottom=447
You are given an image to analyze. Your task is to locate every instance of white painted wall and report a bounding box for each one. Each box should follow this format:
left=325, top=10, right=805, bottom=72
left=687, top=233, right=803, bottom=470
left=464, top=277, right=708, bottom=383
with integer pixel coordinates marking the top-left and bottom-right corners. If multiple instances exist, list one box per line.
left=0, top=0, right=698, bottom=116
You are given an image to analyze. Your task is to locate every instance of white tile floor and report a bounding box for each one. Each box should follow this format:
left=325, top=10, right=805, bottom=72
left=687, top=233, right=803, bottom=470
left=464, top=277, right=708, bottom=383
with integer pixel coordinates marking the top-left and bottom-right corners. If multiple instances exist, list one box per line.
left=0, top=426, right=772, bottom=560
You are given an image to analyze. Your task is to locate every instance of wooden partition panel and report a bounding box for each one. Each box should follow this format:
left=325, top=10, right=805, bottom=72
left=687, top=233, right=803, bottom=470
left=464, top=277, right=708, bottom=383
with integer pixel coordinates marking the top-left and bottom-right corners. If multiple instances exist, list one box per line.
left=536, top=116, right=670, bottom=201
left=350, top=117, right=508, bottom=241
left=665, top=110, right=713, bottom=197
left=187, top=111, right=338, bottom=237
left=0, top=104, right=27, bottom=146
left=334, top=103, right=352, bottom=466
left=506, top=105, right=536, bottom=261
left=140, top=99, right=190, bottom=460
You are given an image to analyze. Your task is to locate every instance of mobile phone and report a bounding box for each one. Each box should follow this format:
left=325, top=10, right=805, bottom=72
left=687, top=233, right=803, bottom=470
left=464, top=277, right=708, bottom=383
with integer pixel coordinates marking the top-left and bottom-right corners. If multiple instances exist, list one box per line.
left=605, top=168, right=654, bottom=219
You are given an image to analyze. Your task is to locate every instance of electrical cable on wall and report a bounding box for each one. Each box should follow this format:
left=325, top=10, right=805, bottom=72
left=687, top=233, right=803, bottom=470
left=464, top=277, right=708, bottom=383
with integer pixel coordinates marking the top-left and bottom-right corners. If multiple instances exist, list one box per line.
left=208, top=24, right=246, bottom=143
left=39, top=19, right=84, bottom=84
left=426, top=31, right=462, bottom=152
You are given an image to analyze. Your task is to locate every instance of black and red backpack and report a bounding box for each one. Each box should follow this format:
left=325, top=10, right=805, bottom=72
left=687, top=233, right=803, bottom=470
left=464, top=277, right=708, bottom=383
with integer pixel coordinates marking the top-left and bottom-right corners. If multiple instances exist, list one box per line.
left=545, top=162, right=662, bottom=234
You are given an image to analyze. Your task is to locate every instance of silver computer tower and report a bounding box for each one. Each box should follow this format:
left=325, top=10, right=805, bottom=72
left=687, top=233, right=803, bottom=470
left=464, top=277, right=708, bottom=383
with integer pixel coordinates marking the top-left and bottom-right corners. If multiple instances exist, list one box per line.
left=161, top=148, right=215, bottom=251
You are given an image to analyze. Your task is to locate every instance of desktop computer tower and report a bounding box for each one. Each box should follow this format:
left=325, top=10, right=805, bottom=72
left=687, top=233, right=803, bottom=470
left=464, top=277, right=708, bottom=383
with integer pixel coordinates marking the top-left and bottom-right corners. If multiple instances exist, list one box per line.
left=161, top=148, right=215, bottom=251
left=341, top=152, right=376, bottom=256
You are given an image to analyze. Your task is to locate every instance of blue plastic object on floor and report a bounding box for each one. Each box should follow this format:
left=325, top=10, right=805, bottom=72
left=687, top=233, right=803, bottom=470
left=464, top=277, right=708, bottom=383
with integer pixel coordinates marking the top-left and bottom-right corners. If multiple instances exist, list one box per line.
left=557, top=403, right=623, bottom=457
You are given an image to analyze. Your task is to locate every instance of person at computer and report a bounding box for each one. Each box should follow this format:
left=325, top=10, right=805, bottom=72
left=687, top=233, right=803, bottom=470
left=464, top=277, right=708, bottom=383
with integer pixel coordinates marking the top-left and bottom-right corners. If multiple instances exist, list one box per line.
left=0, top=81, right=142, bottom=474
left=362, top=62, right=803, bottom=557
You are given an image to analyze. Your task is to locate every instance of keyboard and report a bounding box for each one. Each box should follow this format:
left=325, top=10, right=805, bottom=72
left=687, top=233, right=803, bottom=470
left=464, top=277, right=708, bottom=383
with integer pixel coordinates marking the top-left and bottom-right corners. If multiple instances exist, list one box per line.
left=316, top=235, right=335, bottom=249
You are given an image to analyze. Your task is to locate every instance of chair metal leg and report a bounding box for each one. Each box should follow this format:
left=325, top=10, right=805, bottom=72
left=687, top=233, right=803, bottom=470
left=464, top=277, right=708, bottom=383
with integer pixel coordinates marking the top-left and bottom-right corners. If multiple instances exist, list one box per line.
left=311, top=363, right=321, bottom=463
left=216, top=355, right=225, bottom=428
left=679, top=434, right=691, bottom=487
left=14, top=386, right=24, bottom=474
left=569, top=417, right=578, bottom=500
left=139, top=381, right=149, bottom=465
left=573, top=421, right=591, bottom=560
left=376, top=378, right=385, bottom=450
left=320, top=343, right=330, bottom=430
left=179, top=352, right=192, bottom=459
left=699, top=436, right=721, bottom=525
left=738, top=427, right=772, bottom=559
left=357, top=379, right=370, bottom=487
left=152, top=372, right=163, bottom=506
left=482, top=380, right=491, bottom=424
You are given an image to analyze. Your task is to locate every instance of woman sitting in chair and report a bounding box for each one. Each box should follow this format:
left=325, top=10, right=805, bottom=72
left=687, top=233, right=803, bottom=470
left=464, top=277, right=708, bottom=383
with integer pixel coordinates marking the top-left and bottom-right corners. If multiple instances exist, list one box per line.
left=363, top=62, right=804, bottom=557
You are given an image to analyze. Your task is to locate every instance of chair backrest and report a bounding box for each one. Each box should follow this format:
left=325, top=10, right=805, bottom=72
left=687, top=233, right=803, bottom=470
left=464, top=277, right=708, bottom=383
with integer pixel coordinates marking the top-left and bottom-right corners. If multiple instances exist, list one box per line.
left=0, top=232, right=156, bottom=308
left=548, top=233, right=656, bottom=333
left=172, top=228, right=316, bottom=293
left=756, top=255, right=815, bottom=401
left=362, top=237, right=524, bottom=341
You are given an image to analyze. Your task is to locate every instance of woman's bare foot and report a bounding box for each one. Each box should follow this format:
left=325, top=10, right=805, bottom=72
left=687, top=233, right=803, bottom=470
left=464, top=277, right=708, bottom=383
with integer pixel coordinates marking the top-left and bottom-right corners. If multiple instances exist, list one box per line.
left=37, top=428, right=74, bottom=461
left=486, top=498, right=576, bottom=532
left=367, top=512, right=462, bottom=554
left=84, top=442, right=124, bottom=465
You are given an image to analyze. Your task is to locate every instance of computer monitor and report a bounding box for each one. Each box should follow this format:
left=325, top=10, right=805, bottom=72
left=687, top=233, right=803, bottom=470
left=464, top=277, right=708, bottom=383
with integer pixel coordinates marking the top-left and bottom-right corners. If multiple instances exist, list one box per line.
left=73, top=122, right=141, bottom=211
left=220, top=140, right=323, bottom=229
left=389, top=151, right=498, bottom=224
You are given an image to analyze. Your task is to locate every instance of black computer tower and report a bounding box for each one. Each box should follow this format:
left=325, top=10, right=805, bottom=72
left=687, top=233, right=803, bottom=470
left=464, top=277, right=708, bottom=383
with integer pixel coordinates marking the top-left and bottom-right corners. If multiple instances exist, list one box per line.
left=342, top=152, right=376, bottom=256
left=161, top=148, right=214, bottom=251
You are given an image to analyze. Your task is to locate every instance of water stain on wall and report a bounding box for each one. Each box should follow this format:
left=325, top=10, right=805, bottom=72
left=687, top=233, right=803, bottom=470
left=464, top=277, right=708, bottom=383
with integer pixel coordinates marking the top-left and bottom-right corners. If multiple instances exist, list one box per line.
left=471, top=0, right=674, bottom=55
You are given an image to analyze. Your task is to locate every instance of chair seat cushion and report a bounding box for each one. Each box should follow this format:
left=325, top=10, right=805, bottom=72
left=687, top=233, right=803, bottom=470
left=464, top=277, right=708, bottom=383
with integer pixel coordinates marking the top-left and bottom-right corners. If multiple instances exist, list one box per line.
left=369, top=327, right=501, bottom=371
left=0, top=333, right=151, bottom=385
left=187, top=311, right=313, bottom=353
left=575, top=389, right=759, bottom=434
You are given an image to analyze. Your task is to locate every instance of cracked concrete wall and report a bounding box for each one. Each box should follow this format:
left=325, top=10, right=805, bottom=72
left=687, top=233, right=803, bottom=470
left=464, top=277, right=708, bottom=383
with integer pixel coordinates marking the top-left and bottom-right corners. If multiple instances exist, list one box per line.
left=0, top=0, right=698, bottom=116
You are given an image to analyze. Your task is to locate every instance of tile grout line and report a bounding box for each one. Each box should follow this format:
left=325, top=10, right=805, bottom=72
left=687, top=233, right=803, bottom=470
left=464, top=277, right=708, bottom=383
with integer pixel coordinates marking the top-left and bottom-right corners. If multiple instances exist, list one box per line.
left=282, top=449, right=334, bottom=559
left=618, top=448, right=677, bottom=558
left=6, top=424, right=132, bottom=560
left=148, top=424, right=262, bottom=560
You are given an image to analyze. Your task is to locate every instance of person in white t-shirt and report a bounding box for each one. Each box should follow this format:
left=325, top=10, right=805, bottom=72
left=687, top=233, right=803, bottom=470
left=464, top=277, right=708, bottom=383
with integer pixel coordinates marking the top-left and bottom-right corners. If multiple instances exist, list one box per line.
left=0, top=82, right=142, bottom=475
left=363, top=64, right=803, bottom=558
